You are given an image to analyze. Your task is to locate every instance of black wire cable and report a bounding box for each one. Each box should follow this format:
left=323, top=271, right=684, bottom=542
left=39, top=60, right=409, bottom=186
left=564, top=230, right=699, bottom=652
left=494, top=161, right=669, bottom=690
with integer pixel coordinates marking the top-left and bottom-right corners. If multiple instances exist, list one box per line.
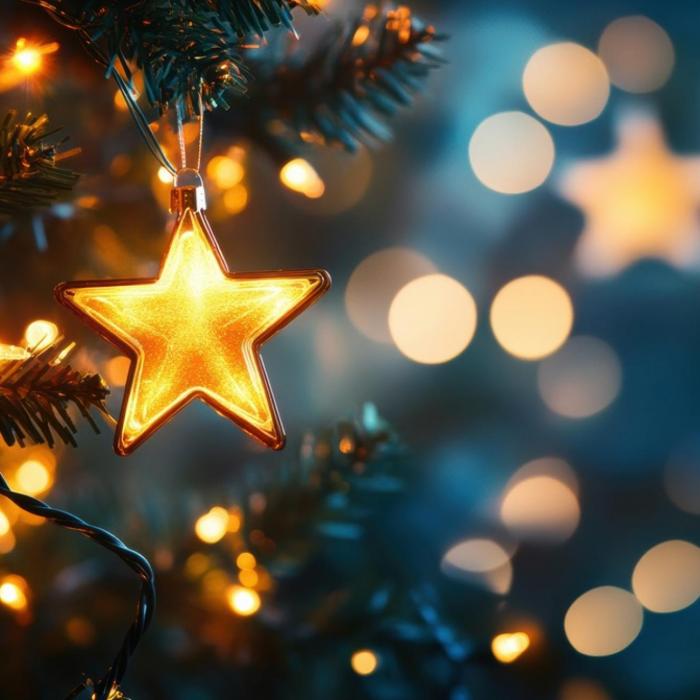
left=0, top=473, right=155, bottom=700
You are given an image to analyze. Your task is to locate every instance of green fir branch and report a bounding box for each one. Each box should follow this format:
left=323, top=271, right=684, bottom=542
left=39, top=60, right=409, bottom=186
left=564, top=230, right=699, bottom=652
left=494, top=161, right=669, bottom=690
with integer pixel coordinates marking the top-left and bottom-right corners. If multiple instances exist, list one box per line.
left=0, top=338, right=110, bottom=448
left=0, top=111, right=80, bottom=217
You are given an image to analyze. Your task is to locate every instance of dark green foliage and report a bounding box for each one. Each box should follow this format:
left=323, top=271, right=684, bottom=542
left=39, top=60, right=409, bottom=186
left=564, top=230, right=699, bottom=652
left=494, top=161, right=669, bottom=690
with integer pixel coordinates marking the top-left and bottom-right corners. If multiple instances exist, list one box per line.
left=0, top=111, right=80, bottom=217
left=0, top=338, right=110, bottom=448
left=26, top=0, right=321, bottom=116
left=234, top=5, right=446, bottom=160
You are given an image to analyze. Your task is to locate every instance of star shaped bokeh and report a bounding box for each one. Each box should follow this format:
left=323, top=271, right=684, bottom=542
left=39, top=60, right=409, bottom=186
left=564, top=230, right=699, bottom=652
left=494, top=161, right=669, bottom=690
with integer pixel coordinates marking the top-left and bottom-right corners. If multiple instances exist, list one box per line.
left=56, top=209, right=330, bottom=455
left=559, top=112, right=700, bottom=275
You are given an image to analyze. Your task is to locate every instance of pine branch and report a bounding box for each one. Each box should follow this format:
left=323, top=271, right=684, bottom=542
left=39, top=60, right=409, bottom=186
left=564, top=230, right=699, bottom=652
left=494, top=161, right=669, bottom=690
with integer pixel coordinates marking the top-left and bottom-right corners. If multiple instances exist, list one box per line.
left=27, top=0, right=321, bottom=116
left=0, top=338, right=110, bottom=448
left=0, top=111, right=80, bottom=217
left=235, top=4, right=446, bottom=160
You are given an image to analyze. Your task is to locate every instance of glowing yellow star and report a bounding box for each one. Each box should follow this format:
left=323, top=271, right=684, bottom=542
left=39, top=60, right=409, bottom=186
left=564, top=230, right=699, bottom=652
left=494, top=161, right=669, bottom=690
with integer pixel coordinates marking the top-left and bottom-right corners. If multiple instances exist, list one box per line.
left=55, top=207, right=330, bottom=455
left=559, top=112, right=700, bottom=275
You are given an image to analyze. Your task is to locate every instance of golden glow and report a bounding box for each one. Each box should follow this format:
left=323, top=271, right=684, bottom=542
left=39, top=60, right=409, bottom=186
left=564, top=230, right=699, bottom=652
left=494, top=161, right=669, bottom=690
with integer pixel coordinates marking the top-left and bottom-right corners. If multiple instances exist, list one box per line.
left=491, top=632, right=530, bottom=663
left=538, top=336, right=622, bottom=418
left=15, top=459, right=52, bottom=496
left=104, top=355, right=131, bottom=387
left=157, top=166, right=174, bottom=184
left=24, top=319, right=59, bottom=351
left=0, top=344, right=29, bottom=362
left=0, top=575, right=28, bottom=611
left=195, top=506, right=229, bottom=544
left=352, top=25, right=371, bottom=46
left=56, top=208, right=330, bottom=454
left=523, top=43, right=610, bottom=126
left=227, top=585, right=261, bottom=616
left=388, top=274, right=478, bottom=364
left=564, top=586, right=643, bottom=656
left=501, top=476, right=580, bottom=543
left=351, top=649, right=379, bottom=675
left=236, top=552, right=256, bottom=570
left=0, top=510, right=8, bottom=536
left=11, top=38, right=57, bottom=76
left=632, top=540, right=700, bottom=613
left=280, top=158, right=325, bottom=198
left=207, top=156, right=245, bottom=189
left=469, top=112, right=555, bottom=194
left=599, top=16, right=674, bottom=93
left=223, top=185, right=248, bottom=214
left=239, top=569, right=259, bottom=587
left=559, top=113, right=700, bottom=275
left=490, top=276, right=573, bottom=360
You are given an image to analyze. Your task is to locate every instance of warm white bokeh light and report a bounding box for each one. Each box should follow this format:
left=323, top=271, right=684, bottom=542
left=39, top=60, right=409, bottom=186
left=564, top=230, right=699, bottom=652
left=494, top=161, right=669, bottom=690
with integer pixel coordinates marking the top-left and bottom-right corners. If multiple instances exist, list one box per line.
left=389, top=274, right=478, bottom=364
left=598, top=16, right=674, bottom=93
left=441, top=538, right=514, bottom=594
left=632, top=540, right=700, bottom=613
left=490, top=276, right=573, bottom=360
left=279, top=158, right=325, bottom=199
left=345, top=247, right=437, bottom=343
left=194, top=506, right=229, bottom=544
left=24, top=319, right=59, bottom=351
left=523, top=43, right=610, bottom=126
left=538, top=336, right=622, bottom=418
left=501, top=475, right=580, bottom=543
left=226, top=585, right=261, bottom=616
left=469, top=112, right=555, bottom=194
left=564, top=586, right=643, bottom=656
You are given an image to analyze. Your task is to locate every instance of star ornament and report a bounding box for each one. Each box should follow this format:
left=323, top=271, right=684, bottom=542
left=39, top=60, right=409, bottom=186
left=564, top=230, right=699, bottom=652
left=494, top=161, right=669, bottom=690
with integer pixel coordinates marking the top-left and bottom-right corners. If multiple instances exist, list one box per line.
left=55, top=202, right=330, bottom=455
left=559, top=112, right=700, bottom=276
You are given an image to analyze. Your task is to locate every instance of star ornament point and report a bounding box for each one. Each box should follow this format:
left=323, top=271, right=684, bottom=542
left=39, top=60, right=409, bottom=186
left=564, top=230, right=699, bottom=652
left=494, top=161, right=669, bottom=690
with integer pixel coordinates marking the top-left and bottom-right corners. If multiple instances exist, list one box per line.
left=56, top=209, right=330, bottom=455
left=559, top=112, right=700, bottom=276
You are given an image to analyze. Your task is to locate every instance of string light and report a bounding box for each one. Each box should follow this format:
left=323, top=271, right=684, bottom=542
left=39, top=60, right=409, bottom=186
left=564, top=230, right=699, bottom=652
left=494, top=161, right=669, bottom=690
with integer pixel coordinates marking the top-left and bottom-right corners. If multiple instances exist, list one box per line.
left=157, top=166, right=174, bottom=184
left=195, top=507, right=229, bottom=544
left=24, top=319, right=59, bottom=351
left=279, top=158, right=325, bottom=198
left=491, top=632, right=530, bottom=663
left=351, top=649, right=379, bottom=675
left=0, top=575, right=29, bottom=612
left=227, top=585, right=261, bottom=616
left=10, top=38, right=58, bottom=77
left=236, top=552, right=256, bottom=570
left=15, top=458, right=53, bottom=497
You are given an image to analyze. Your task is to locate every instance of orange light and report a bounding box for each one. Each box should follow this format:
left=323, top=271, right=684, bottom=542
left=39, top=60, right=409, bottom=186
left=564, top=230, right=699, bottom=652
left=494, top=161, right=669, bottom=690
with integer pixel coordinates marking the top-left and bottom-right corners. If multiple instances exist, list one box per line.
left=0, top=575, right=28, bottom=612
left=195, top=507, right=229, bottom=544
left=56, top=207, right=330, bottom=454
left=280, top=159, right=325, bottom=198
left=15, top=459, right=53, bottom=496
left=0, top=344, right=29, bottom=362
left=236, top=552, right=256, bottom=570
left=239, top=568, right=259, bottom=587
left=207, top=156, right=244, bottom=189
left=351, top=649, right=379, bottom=675
left=10, top=38, right=58, bottom=77
left=352, top=25, right=371, bottom=46
left=491, top=632, right=531, bottom=663
left=227, top=585, right=261, bottom=616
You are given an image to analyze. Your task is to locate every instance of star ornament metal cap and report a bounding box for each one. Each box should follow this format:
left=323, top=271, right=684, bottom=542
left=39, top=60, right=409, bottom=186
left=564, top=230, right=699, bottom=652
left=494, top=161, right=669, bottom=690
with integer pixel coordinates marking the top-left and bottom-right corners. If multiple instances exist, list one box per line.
left=55, top=174, right=331, bottom=455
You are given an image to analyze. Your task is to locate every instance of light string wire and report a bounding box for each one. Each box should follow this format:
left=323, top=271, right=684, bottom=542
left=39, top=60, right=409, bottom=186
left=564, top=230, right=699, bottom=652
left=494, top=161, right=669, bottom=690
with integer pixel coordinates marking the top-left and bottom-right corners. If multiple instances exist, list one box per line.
left=0, top=473, right=156, bottom=700
left=175, top=90, right=206, bottom=175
